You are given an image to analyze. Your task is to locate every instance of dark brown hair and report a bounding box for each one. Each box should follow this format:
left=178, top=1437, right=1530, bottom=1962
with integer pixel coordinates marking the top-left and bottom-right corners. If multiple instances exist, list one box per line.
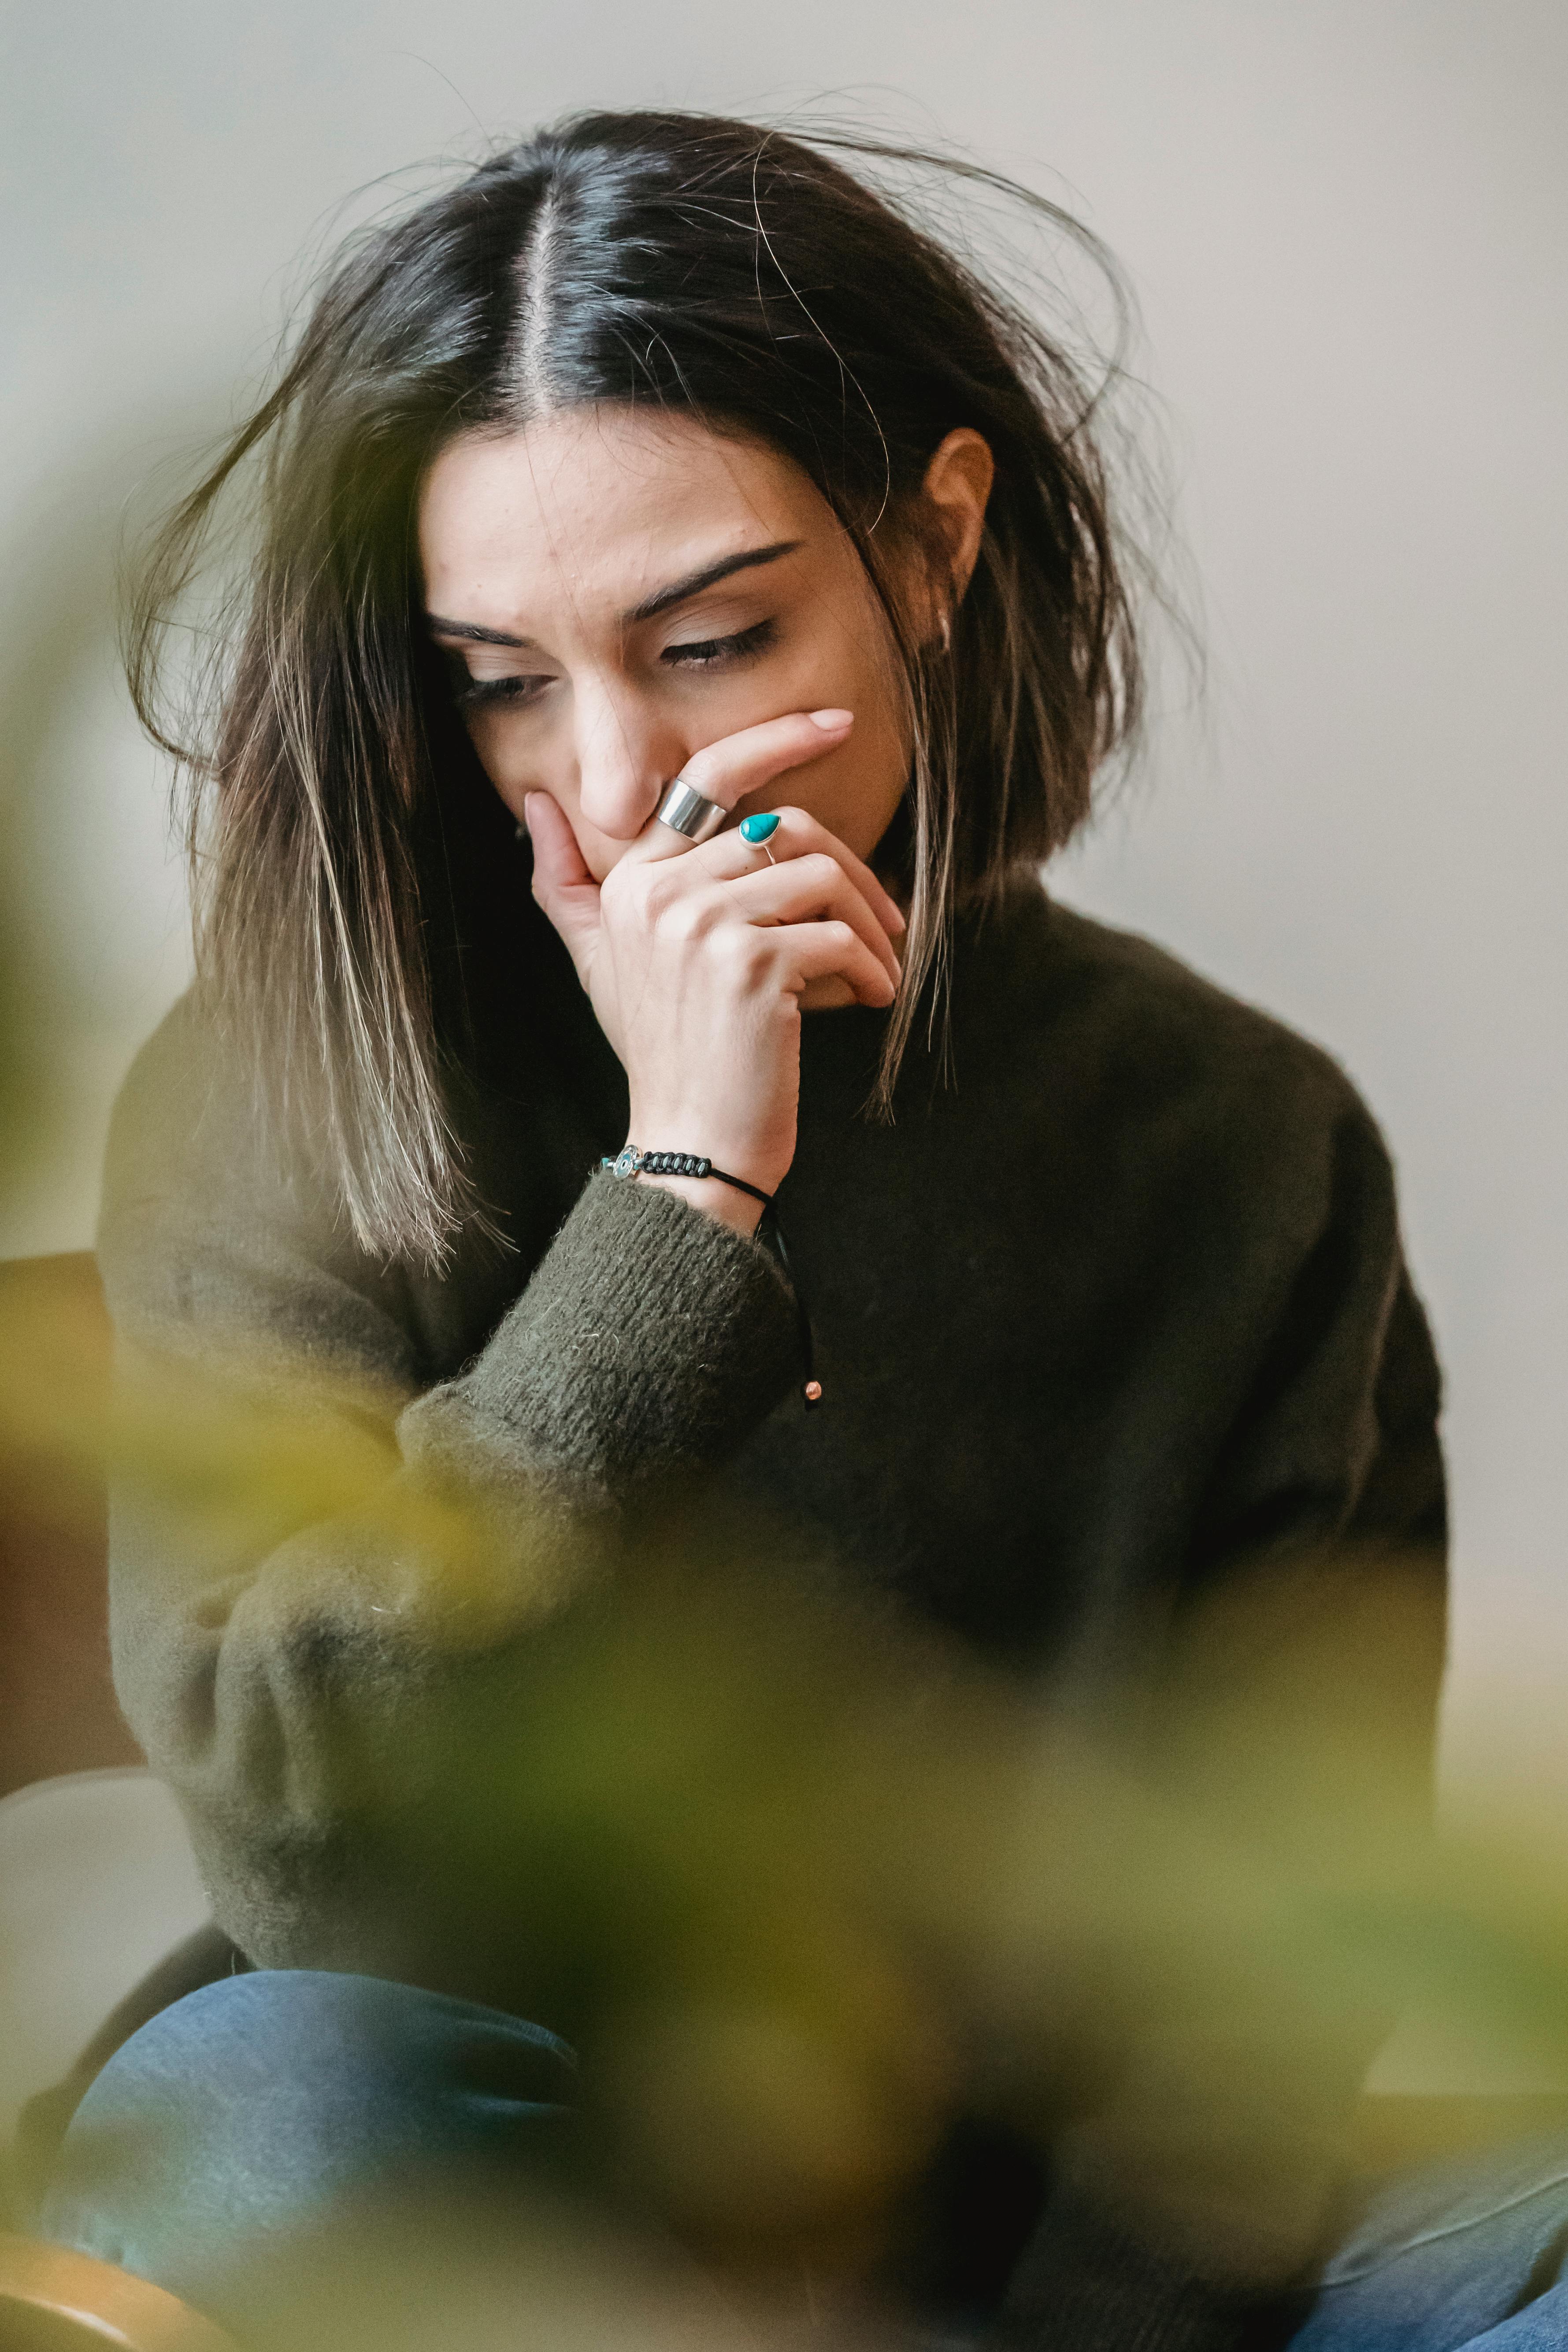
left=130, top=110, right=1153, bottom=1264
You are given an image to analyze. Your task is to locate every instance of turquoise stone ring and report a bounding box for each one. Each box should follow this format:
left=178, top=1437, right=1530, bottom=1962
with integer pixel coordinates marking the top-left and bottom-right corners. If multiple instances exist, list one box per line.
left=739, top=812, right=781, bottom=844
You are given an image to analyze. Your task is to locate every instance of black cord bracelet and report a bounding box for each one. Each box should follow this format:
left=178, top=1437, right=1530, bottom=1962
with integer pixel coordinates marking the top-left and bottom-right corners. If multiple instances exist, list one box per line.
left=604, top=1146, right=772, bottom=1205
left=601, top=1146, right=822, bottom=1408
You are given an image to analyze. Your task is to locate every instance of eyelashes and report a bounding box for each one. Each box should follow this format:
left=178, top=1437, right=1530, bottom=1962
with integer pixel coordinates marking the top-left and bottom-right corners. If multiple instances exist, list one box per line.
left=450, top=617, right=779, bottom=710
left=660, top=616, right=778, bottom=669
left=452, top=671, right=546, bottom=711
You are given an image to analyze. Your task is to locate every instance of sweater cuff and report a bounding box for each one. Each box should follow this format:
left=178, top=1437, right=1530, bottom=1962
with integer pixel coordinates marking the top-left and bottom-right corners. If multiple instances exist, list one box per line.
left=405, top=1170, right=802, bottom=1512
left=993, top=2188, right=1254, bottom=2352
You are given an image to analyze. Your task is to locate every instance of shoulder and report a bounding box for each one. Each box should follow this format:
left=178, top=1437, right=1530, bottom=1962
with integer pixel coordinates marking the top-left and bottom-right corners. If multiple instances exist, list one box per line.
left=100, top=987, right=253, bottom=1211
left=959, top=882, right=1401, bottom=1268
left=1007, top=884, right=1353, bottom=1079
left=99, top=987, right=336, bottom=1268
left=96, top=990, right=418, bottom=1384
left=96, top=993, right=541, bottom=1392
left=991, top=882, right=1383, bottom=1137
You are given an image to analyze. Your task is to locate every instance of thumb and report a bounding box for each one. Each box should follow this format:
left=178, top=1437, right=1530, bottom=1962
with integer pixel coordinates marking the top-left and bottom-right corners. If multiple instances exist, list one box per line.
left=525, top=792, right=601, bottom=982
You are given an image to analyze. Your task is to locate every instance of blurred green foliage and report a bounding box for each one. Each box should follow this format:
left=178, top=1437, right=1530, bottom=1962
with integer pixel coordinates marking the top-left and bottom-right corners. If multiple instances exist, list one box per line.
left=1, top=450, right=1567, bottom=2344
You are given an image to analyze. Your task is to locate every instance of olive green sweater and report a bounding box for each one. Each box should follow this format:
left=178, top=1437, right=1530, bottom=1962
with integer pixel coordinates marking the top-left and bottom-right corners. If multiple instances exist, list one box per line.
left=98, top=877, right=1446, bottom=2351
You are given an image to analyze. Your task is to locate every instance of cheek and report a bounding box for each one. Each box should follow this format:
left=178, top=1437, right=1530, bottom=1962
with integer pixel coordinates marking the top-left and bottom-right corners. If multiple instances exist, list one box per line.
left=464, top=710, right=570, bottom=824
left=735, top=732, right=907, bottom=867
left=462, top=711, right=519, bottom=793
left=813, top=586, right=908, bottom=738
left=458, top=704, right=638, bottom=878
left=745, top=617, right=908, bottom=851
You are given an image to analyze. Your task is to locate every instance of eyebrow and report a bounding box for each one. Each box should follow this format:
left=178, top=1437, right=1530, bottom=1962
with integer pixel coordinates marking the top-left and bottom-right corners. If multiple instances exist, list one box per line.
left=425, top=538, right=803, bottom=648
left=624, top=538, right=802, bottom=623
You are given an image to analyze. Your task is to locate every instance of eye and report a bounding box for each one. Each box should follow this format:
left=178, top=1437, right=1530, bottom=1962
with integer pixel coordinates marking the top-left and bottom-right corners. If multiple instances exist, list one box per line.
left=452, top=670, right=552, bottom=711
left=661, top=618, right=778, bottom=671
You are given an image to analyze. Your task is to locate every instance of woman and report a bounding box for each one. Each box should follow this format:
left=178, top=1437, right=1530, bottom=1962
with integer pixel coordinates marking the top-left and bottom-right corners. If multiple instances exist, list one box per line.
left=37, top=108, right=1484, bottom=2351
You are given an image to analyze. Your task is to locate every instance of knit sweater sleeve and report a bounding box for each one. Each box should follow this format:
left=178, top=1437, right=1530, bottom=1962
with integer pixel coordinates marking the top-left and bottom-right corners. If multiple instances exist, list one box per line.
left=993, top=1092, right=1447, bottom=2352
left=98, top=997, right=802, bottom=1983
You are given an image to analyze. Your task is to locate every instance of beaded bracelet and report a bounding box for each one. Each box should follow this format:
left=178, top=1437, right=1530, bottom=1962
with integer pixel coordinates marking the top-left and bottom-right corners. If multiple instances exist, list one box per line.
left=602, top=1146, right=822, bottom=1408
left=603, top=1145, right=772, bottom=1207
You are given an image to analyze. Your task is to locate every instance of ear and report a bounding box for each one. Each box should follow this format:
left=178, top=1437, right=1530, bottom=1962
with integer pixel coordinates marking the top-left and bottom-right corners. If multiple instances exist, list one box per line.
left=921, top=428, right=994, bottom=624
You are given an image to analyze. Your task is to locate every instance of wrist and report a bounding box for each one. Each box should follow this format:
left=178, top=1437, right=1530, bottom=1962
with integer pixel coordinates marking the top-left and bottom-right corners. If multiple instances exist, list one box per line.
left=638, top=1170, right=765, bottom=1238
left=607, top=1141, right=775, bottom=1239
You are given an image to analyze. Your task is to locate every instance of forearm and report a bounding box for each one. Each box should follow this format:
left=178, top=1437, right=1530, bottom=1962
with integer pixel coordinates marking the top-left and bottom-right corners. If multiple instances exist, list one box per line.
left=402, top=1170, right=797, bottom=1508
left=107, top=1170, right=801, bottom=1967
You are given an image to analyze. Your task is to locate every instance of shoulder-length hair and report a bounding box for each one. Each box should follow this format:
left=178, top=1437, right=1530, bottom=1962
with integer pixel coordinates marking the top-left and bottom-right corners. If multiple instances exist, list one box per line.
left=131, top=109, right=1152, bottom=1266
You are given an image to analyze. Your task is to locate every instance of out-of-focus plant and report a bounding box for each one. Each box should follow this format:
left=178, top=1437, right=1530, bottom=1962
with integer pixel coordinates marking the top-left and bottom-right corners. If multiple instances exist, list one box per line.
left=4, top=431, right=1568, bottom=2348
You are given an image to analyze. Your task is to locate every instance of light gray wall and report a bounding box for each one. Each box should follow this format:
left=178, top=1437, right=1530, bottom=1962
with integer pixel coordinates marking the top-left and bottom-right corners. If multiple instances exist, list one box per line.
left=3, top=1, right=1564, bottom=1814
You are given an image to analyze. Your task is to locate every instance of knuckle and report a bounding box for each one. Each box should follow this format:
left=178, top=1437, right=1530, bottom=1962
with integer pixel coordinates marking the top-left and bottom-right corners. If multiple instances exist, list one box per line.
left=660, top=892, right=708, bottom=945
left=678, top=747, right=721, bottom=796
left=646, top=871, right=703, bottom=931
left=716, top=926, right=769, bottom=984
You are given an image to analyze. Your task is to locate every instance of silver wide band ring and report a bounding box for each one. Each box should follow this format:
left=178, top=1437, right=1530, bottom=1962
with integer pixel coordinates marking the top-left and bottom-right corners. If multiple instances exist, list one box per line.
left=656, top=776, right=727, bottom=843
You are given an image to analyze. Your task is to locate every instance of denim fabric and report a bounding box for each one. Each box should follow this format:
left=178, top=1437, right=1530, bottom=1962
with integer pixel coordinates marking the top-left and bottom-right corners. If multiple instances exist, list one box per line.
left=39, top=1970, right=1568, bottom=2350
left=40, top=1969, right=577, bottom=2332
left=1290, top=2133, right=1568, bottom=2350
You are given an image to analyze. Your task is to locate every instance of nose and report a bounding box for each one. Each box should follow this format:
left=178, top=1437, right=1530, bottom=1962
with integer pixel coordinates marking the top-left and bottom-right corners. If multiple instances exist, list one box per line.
left=572, top=674, right=680, bottom=842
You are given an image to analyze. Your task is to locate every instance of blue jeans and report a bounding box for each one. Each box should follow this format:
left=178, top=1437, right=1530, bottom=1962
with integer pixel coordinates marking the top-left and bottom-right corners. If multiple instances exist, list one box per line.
left=40, top=1971, right=583, bottom=2344
left=1291, top=2134, right=1568, bottom=2350
left=39, top=1971, right=1568, bottom=2350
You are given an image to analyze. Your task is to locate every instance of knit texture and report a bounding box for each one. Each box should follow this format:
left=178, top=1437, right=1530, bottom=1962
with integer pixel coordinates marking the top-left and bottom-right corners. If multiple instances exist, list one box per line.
left=97, top=879, right=1446, bottom=2352
left=997, top=2187, right=1286, bottom=2352
left=403, top=1169, right=802, bottom=1511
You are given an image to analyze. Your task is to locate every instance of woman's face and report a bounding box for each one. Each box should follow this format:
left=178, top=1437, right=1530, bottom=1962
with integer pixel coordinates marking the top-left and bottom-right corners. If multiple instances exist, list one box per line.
left=418, top=407, right=915, bottom=879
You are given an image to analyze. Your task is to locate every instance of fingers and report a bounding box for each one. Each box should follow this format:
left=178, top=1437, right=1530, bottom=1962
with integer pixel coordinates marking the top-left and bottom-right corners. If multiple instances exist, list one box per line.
left=681, top=707, right=853, bottom=806
left=797, top=974, right=860, bottom=1013
left=694, top=805, right=906, bottom=942
left=770, top=919, right=898, bottom=1009
left=724, top=852, right=902, bottom=992
left=619, top=709, right=854, bottom=870
left=524, top=791, right=601, bottom=980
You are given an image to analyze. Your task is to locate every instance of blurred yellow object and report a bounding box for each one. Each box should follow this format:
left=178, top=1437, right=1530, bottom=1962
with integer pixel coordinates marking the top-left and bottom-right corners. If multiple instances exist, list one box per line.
left=0, top=2230, right=240, bottom=2350
left=0, top=1255, right=140, bottom=1797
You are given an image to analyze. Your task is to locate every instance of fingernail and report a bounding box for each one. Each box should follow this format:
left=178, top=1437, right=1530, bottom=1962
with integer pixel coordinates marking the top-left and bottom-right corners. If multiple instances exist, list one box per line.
left=519, top=793, right=537, bottom=835
left=806, top=708, right=853, bottom=731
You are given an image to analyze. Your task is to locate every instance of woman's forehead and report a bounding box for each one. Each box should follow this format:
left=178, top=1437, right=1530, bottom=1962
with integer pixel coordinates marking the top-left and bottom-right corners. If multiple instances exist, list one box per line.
left=418, top=407, right=827, bottom=630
